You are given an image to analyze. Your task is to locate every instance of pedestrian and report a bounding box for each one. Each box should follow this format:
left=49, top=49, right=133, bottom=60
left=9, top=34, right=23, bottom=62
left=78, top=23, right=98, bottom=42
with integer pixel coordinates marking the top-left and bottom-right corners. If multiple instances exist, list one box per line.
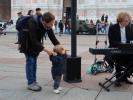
left=35, top=8, right=42, bottom=16
left=49, top=45, right=67, bottom=94
left=19, top=12, right=60, bottom=91
left=15, top=12, right=23, bottom=44
left=27, top=10, right=34, bottom=16
left=58, top=20, right=64, bottom=36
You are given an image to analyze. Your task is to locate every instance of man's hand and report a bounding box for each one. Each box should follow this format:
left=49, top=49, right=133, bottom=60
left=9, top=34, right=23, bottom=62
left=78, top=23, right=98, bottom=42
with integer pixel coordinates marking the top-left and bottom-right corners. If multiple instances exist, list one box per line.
left=43, top=48, right=53, bottom=55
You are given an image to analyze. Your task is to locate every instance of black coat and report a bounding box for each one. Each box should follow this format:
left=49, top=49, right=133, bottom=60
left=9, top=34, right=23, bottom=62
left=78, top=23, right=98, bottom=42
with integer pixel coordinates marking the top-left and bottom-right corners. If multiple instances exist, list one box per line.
left=108, top=23, right=133, bottom=66
left=19, top=17, right=60, bottom=56
left=108, top=23, right=133, bottom=48
left=50, top=54, right=66, bottom=76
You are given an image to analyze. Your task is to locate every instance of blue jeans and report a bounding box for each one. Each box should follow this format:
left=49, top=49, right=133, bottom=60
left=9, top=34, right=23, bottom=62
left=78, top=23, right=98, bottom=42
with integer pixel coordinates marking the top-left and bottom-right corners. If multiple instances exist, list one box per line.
left=25, top=54, right=38, bottom=85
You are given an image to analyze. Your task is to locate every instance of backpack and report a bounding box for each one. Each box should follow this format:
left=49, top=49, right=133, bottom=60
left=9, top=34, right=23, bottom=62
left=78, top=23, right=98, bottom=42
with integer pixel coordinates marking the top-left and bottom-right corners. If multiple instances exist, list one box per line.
left=86, top=61, right=113, bottom=75
left=16, top=16, right=40, bottom=53
left=16, top=15, right=39, bottom=32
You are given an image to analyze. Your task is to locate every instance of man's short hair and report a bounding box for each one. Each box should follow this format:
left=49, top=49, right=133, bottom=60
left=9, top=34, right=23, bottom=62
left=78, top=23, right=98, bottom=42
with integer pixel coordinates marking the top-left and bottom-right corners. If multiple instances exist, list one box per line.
left=36, top=8, right=41, bottom=11
left=17, top=12, right=22, bottom=15
left=42, top=12, right=55, bottom=23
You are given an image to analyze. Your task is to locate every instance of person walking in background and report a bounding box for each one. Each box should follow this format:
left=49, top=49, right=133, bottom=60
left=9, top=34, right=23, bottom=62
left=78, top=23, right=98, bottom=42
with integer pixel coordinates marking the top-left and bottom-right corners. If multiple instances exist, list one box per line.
left=64, top=21, right=71, bottom=34
left=105, top=15, right=108, bottom=23
left=18, top=12, right=60, bottom=91
left=27, top=10, right=34, bottom=16
left=54, top=20, right=58, bottom=34
left=49, top=45, right=67, bottom=94
left=35, top=8, right=42, bottom=16
left=15, top=12, right=23, bottom=44
left=58, top=20, right=64, bottom=36
left=101, top=14, right=105, bottom=22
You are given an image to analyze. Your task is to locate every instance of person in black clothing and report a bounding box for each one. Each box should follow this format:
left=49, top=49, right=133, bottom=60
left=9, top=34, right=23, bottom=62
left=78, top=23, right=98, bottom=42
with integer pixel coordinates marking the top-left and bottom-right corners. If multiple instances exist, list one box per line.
left=19, top=12, right=60, bottom=91
left=58, top=20, right=64, bottom=36
left=49, top=45, right=67, bottom=94
left=101, top=14, right=105, bottom=22
left=105, top=15, right=108, bottom=23
left=35, top=8, right=42, bottom=16
left=27, top=10, right=34, bottom=16
left=106, top=12, right=133, bottom=87
left=15, top=12, right=23, bottom=44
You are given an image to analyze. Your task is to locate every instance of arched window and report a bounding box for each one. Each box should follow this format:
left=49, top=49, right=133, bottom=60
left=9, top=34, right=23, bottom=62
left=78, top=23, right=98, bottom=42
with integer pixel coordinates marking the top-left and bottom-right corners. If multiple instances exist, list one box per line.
left=54, top=0, right=61, bottom=4
left=78, top=0, right=85, bottom=4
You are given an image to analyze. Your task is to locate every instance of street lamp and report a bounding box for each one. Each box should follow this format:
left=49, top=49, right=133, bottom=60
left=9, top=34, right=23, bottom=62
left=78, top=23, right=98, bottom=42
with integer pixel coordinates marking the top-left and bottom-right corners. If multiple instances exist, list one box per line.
left=63, top=0, right=82, bottom=83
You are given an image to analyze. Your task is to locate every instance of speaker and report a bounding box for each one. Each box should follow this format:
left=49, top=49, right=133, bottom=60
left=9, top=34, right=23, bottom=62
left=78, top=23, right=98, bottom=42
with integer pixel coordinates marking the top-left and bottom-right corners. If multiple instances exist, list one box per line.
left=63, top=56, right=82, bottom=83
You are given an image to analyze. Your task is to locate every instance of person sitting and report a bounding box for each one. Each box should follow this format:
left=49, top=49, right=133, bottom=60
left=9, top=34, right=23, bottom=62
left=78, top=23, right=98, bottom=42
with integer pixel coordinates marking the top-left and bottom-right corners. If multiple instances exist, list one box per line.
left=106, top=12, right=133, bottom=86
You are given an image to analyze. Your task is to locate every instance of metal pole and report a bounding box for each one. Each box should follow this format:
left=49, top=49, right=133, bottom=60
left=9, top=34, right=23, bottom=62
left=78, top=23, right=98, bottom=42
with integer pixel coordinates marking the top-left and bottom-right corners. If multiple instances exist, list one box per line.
left=63, top=0, right=81, bottom=83
left=71, top=0, right=77, bottom=57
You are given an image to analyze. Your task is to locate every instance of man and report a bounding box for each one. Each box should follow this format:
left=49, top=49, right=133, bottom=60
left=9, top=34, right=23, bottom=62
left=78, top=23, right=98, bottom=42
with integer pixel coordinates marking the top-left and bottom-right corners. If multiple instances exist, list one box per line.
left=107, top=12, right=133, bottom=86
left=35, top=8, right=42, bottom=16
left=19, top=12, right=60, bottom=91
left=15, top=12, right=23, bottom=44
left=58, top=20, right=64, bottom=36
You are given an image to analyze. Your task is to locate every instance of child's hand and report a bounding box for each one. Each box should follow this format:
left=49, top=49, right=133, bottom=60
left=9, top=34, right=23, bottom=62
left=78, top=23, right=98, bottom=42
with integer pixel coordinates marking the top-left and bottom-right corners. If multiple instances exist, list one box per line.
left=53, top=52, right=57, bottom=56
left=43, top=48, right=53, bottom=55
left=65, top=49, right=69, bottom=54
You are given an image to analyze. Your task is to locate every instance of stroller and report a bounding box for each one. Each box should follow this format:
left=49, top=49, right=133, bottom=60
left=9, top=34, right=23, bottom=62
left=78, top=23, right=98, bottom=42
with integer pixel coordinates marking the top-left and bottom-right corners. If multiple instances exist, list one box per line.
left=0, top=28, right=6, bottom=37
left=88, top=23, right=113, bottom=75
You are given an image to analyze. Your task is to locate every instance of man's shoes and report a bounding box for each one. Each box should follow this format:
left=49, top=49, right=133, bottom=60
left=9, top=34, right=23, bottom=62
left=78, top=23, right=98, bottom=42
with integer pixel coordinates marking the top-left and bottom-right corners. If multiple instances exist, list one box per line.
left=27, top=82, right=42, bottom=91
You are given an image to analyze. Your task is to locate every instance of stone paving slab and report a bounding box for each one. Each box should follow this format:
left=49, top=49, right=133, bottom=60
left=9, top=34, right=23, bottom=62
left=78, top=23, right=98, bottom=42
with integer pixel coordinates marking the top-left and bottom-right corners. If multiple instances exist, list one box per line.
left=0, top=34, right=133, bottom=100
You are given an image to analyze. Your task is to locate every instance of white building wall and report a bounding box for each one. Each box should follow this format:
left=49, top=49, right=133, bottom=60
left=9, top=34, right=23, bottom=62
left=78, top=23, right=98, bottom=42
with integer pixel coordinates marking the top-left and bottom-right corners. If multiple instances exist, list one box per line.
left=77, top=0, right=133, bottom=23
left=11, top=0, right=63, bottom=20
left=11, top=0, right=133, bottom=23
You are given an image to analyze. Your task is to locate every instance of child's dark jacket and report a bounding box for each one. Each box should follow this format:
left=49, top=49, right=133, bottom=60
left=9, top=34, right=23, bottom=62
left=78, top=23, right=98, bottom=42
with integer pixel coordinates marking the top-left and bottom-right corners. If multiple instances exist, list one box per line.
left=50, top=54, right=66, bottom=76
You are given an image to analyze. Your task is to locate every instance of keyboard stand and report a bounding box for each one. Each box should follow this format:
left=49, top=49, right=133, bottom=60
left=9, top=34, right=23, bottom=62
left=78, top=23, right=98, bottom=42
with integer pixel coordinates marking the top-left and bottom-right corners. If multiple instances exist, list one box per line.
left=99, top=72, right=117, bottom=91
left=99, top=65, right=133, bottom=91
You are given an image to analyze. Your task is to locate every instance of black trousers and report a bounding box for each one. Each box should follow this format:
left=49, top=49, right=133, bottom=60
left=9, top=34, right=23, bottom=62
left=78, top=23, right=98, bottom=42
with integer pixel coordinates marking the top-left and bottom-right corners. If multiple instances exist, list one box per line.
left=105, top=54, right=133, bottom=80
left=52, top=74, right=62, bottom=89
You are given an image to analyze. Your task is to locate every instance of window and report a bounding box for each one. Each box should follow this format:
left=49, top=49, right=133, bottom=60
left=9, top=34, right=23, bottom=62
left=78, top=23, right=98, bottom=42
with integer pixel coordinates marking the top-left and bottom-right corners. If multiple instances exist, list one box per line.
left=108, top=0, right=112, bottom=2
left=54, top=0, right=60, bottom=4
left=12, top=0, right=17, bottom=5
left=12, top=0, right=21, bottom=5
left=115, top=0, right=120, bottom=2
left=121, top=0, right=127, bottom=2
left=79, top=0, right=84, bottom=4
left=100, top=0, right=106, bottom=2
left=44, top=0, right=48, bottom=3
left=32, top=0, right=37, bottom=3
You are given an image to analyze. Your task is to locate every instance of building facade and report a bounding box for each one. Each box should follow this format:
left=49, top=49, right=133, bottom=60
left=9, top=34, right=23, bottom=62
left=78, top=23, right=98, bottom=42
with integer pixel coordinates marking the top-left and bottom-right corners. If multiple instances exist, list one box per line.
left=11, top=0, right=63, bottom=20
left=77, top=0, right=133, bottom=22
left=11, top=0, right=133, bottom=22
left=0, top=0, right=11, bottom=21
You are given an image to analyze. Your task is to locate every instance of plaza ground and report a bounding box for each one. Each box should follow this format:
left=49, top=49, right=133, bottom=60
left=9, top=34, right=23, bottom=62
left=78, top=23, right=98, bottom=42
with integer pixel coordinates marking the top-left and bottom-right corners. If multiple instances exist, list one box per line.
left=0, top=33, right=133, bottom=100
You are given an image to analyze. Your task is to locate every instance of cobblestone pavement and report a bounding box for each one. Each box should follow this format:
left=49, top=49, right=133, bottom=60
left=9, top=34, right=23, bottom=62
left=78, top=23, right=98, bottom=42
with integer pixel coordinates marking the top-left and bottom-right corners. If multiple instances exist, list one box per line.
left=0, top=33, right=133, bottom=100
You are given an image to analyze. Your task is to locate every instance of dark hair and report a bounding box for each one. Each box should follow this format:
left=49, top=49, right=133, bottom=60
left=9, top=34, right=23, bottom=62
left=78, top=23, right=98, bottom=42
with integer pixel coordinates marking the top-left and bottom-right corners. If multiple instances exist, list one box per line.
left=36, top=8, right=41, bottom=11
left=17, top=12, right=22, bottom=14
left=42, top=12, right=55, bottom=23
left=27, top=10, right=33, bottom=15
